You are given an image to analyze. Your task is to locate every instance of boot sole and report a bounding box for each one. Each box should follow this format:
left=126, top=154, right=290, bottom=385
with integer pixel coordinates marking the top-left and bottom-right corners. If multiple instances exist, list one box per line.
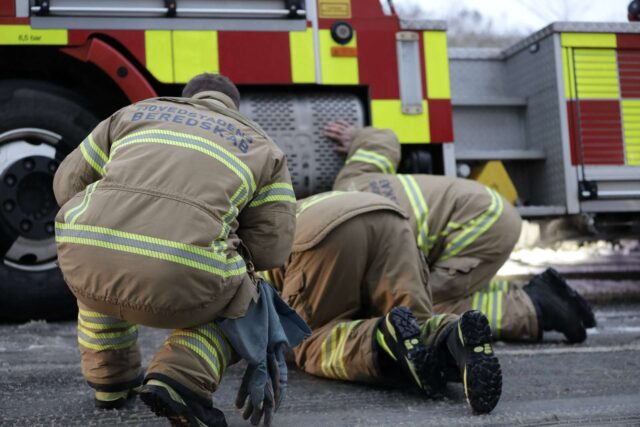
left=140, top=386, right=204, bottom=427
left=546, top=268, right=596, bottom=329
left=387, top=307, right=444, bottom=395
left=459, top=311, right=502, bottom=415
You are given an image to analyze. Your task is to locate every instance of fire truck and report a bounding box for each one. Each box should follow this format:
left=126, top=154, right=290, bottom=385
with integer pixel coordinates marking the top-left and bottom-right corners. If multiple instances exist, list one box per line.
left=0, top=0, right=639, bottom=321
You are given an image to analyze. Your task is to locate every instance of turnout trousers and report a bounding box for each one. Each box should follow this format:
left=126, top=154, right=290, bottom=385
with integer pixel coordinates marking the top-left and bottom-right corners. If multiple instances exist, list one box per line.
left=428, top=201, right=539, bottom=341
left=271, top=210, right=457, bottom=383
left=76, top=301, right=235, bottom=403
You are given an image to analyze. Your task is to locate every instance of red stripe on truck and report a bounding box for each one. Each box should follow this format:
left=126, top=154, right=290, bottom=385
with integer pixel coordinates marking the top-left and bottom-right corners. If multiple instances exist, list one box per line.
left=567, top=100, right=625, bottom=166
left=218, top=32, right=292, bottom=84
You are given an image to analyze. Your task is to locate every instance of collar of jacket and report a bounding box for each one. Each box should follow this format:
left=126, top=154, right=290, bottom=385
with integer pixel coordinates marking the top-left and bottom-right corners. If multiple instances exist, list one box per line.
left=192, top=91, right=238, bottom=111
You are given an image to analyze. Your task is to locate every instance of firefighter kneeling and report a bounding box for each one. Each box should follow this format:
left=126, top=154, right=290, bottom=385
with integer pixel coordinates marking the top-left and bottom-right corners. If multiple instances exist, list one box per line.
left=53, top=73, right=310, bottom=427
left=266, top=191, right=502, bottom=415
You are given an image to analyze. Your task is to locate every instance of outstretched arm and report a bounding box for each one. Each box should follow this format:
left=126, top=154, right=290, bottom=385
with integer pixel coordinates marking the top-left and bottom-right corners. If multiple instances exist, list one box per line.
left=325, top=120, right=401, bottom=190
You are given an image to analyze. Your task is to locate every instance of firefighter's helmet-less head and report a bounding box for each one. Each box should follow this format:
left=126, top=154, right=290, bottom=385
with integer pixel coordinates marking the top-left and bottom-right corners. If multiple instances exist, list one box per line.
left=182, top=73, right=241, bottom=108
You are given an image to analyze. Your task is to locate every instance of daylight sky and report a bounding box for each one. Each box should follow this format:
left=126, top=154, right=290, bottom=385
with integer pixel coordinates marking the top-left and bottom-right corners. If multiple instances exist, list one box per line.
left=392, top=0, right=631, bottom=34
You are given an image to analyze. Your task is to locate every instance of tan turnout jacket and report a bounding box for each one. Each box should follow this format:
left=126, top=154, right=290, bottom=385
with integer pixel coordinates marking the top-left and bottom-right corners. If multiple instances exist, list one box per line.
left=54, top=91, right=296, bottom=327
left=333, top=128, right=519, bottom=271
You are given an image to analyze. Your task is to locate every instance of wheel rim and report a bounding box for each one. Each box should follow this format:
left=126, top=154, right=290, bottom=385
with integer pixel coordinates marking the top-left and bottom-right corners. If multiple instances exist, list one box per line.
left=0, top=128, right=62, bottom=271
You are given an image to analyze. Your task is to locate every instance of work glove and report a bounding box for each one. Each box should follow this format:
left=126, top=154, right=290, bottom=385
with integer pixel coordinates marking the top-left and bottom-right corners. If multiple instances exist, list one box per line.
left=236, top=347, right=286, bottom=426
left=217, top=280, right=310, bottom=425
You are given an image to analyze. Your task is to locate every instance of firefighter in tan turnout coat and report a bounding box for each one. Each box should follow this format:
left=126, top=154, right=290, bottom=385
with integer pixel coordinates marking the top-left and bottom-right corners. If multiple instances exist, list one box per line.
left=326, top=120, right=596, bottom=344
left=53, top=74, right=301, bottom=426
left=266, top=191, right=503, bottom=415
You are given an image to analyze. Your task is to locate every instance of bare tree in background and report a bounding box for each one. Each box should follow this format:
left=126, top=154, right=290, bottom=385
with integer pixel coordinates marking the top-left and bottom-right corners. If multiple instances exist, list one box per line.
left=515, top=0, right=594, bottom=25
left=394, top=3, right=523, bottom=48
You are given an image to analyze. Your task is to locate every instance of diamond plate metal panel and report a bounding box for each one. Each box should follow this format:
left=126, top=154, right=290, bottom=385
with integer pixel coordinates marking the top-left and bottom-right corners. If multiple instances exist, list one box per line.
left=240, top=92, right=364, bottom=197
left=505, top=36, right=568, bottom=207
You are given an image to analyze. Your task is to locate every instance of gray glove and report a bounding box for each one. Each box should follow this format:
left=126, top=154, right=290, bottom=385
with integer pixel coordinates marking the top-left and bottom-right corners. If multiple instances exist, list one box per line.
left=218, top=280, right=310, bottom=426
left=235, top=349, right=286, bottom=426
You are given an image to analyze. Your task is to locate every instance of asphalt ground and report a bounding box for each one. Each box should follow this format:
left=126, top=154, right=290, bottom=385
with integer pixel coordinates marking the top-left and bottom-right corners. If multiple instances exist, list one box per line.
left=1, top=303, right=639, bottom=427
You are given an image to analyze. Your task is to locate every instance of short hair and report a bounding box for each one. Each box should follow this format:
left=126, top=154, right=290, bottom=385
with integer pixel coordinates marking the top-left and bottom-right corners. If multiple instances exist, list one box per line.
left=182, top=73, right=241, bottom=107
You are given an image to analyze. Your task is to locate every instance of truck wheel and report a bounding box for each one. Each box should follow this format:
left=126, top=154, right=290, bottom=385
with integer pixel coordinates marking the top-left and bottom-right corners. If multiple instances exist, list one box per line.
left=0, top=80, right=99, bottom=322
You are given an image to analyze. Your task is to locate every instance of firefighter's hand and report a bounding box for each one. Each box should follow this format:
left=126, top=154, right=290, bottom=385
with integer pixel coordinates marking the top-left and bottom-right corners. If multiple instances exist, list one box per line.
left=236, top=353, right=285, bottom=426
left=324, top=119, right=356, bottom=154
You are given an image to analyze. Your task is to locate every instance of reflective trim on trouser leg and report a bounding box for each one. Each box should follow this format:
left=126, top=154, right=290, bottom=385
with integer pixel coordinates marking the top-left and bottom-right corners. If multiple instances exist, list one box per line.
left=472, top=289, right=505, bottom=339
left=164, top=323, right=233, bottom=385
left=419, top=313, right=458, bottom=346
left=76, top=307, right=142, bottom=391
left=77, top=311, right=138, bottom=351
left=320, top=320, right=364, bottom=380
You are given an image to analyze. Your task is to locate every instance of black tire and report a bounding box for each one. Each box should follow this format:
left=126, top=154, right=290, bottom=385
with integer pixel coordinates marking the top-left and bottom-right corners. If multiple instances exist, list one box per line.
left=0, top=80, right=100, bottom=322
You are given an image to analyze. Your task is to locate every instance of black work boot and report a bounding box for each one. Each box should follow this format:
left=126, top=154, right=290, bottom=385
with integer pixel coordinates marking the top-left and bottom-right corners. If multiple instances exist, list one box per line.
left=93, top=375, right=143, bottom=409
left=524, top=268, right=596, bottom=343
left=95, top=388, right=140, bottom=410
left=435, top=311, right=502, bottom=415
left=376, top=306, right=445, bottom=396
left=140, top=375, right=227, bottom=427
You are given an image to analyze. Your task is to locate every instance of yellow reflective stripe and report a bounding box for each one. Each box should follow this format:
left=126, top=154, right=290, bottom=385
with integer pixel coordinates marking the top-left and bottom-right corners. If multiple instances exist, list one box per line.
left=217, top=186, right=245, bottom=241
left=321, top=326, right=340, bottom=378
left=88, top=135, right=109, bottom=163
left=57, top=235, right=245, bottom=277
left=78, top=324, right=137, bottom=340
left=56, top=223, right=245, bottom=278
left=346, top=148, right=396, bottom=174
left=57, top=222, right=238, bottom=262
left=168, top=336, right=220, bottom=380
left=327, top=325, right=341, bottom=378
left=423, top=31, right=451, bottom=99
left=290, top=28, right=317, bottom=83
left=472, top=291, right=481, bottom=311
left=172, top=330, right=224, bottom=367
left=371, top=100, right=430, bottom=144
left=561, top=33, right=617, bottom=48
left=297, top=191, right=345, bottom=216
left=191, top=324, right=232, bottom=370
left=440, top=188, right=503, bottom=260
left=77, top=324, right=138, bottom=351
left=173, top=31, right=219, bottom=83
left=111, top=129, right=256, bottom=196
left=78, top=337, right=136, bottom=351
left=63, top=184, right=92, bottom=223
left=376, top=329, right=396, bottom=360
left=68, top=182, right=98, bottom=225
left=80, top=143, right=105, bottom=176
left=397, top=175, right=429, bottom=252
left=78, top=317, right=131, bottom=331
left=146, top=380, right=187, bottom=405
left=78, top=309, right=111, bottom=318
left=319, top=29, right=358, bottom=84
left=249, top=182, right=296, bottom=208
left=335, top=320, right=362, bottom=380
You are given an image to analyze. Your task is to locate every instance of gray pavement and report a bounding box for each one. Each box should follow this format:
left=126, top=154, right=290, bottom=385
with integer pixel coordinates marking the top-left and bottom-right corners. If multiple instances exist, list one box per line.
left=1, top=304, right=640, bottom=427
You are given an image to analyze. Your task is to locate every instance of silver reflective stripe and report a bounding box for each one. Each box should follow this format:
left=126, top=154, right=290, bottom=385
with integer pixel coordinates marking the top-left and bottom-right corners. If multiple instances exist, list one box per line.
left=441, top=190, right=503, bottom=259
left=113, top=131, right=254, bottom=199
left=197, top=324, right=232, bottom=363
left=80, top=136, right=107, bottom=176
left=249, top=186, right=296, bottom=206
left=168, top=335, right=221, bottom=372
left=56, top=226, right=245, bottom=273
left=78, top=329, right=138, bottom=347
